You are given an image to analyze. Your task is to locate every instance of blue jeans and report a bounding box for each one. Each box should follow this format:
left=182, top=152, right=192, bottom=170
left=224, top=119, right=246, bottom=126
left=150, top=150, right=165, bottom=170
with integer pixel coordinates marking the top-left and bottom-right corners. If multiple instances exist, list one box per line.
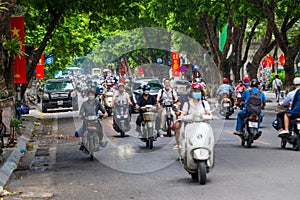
left=236, top=110, right=261, bottom=132
left=236, top=110, right=247, bottom=132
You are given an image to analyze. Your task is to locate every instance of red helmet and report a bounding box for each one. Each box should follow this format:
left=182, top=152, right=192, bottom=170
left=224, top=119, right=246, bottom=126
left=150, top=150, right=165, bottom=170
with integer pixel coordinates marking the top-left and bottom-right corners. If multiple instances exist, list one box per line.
left=222, top=77, right=229, bottom=83
left=191, top=83, right=202, bottom=90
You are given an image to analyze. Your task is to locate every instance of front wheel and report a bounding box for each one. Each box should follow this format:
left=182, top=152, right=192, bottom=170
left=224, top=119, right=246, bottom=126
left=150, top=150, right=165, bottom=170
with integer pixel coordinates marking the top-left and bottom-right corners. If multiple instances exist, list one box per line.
left=149, top=137, right=153, bottom=149
left=120, top=130, right=125, bottom=137
left=225, top=113, right=230, bottom=119
left=166, top=118, right=172, bottom=137
left=88, top=133, right=95, bottom=159
left=42, top=103, right=47, bottom=113
left=281, top=140, right=287, bottom=149
left=197, top=161, right=207, bottom=185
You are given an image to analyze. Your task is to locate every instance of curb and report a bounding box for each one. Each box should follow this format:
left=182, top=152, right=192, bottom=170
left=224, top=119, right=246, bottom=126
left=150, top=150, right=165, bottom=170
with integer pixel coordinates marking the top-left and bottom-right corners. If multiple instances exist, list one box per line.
left=0, top=117, right=35, bottom=188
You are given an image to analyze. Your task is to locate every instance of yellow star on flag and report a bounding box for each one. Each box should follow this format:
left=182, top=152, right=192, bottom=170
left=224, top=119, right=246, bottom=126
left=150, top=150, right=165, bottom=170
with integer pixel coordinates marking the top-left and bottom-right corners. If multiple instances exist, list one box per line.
left=11, top=26, right=20, bottom=37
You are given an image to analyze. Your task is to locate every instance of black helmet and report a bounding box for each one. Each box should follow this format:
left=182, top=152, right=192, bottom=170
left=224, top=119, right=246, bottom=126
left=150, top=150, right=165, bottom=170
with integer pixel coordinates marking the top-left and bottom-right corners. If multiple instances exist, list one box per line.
left=250, top=79, right=259, bottom=87
left=142, top=84, right=151, bottom=91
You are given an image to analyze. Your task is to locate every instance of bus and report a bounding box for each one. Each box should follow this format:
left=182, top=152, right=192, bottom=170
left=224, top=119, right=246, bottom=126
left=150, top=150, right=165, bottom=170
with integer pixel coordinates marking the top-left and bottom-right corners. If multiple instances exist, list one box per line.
left=92, top=68, right=102, bottom=76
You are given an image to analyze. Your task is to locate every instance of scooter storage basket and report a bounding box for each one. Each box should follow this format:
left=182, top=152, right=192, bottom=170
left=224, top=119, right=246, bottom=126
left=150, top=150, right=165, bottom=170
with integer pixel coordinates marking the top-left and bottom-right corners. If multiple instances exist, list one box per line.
left=143, top=112, right=156, bottom=121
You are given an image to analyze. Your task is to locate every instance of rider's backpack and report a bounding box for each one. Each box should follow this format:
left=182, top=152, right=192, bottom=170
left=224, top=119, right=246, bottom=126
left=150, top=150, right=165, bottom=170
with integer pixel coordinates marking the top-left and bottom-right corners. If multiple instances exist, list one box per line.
left=159, top=89, right=175, bottom=102
left=246, top=89, right=262, bottom=115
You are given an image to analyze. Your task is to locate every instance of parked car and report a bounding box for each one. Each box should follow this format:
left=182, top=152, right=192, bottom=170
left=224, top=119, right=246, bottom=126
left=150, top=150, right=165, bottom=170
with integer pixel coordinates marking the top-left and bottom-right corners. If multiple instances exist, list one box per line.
left=41, top=79, right=78, bottom=112
left=172, top=80, right=190, bottom=95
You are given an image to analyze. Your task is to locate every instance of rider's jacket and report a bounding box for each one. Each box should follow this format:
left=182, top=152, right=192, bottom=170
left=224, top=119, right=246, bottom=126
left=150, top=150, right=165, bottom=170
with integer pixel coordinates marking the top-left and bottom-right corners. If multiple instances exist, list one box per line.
left=217, top=84, right=233, bottom=95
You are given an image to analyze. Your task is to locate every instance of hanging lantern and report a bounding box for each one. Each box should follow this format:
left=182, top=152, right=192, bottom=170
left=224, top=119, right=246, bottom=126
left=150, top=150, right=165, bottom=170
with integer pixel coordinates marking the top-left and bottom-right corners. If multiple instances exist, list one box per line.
left=279, top=54, right=285, bottom=67
left=262, top=59, right=268, bottom=68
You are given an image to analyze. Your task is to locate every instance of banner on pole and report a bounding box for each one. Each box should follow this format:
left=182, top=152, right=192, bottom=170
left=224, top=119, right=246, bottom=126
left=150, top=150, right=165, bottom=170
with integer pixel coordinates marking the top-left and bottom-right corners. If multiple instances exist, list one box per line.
left=172, top=51, right=180, bottom=77
left=11, top=16, right=26, bottom=84
left=36, top=53, right=44, bottom=78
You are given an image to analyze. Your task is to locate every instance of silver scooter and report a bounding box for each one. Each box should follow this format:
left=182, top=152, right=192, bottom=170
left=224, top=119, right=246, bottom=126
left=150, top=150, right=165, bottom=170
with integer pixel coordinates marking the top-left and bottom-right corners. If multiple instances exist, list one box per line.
left=179, top=113, right=215, bottom=185
left=140, top=105, right=157, bottom=149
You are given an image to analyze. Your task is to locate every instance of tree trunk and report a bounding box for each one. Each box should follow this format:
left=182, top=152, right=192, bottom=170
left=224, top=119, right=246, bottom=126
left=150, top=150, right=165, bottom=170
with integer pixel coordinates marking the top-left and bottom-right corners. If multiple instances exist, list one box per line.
left=0, top=0, right=17, bottom=94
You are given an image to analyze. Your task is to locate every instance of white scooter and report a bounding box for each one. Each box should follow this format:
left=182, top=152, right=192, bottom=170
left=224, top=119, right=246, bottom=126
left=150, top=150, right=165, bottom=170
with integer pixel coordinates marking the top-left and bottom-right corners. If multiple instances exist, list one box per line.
left=178, top=112, right=215, bottom=185
left=161, top=99, right=177, bottom=137
left=103, top=91, right=114, bottom=116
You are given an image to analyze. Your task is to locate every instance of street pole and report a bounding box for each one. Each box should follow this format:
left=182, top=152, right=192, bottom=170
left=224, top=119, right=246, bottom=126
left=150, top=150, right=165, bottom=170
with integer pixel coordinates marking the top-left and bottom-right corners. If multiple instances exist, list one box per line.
left=16, top=84, right=22, bottom=120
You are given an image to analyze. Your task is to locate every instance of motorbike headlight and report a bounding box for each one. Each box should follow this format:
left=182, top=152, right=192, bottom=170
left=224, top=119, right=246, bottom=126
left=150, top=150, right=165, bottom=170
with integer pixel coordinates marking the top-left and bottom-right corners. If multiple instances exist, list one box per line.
left=42, top=93, right=50, bottom=100
left=123, top=114, right=128, bottom=118
left=71, top=91, right=77, bottom=98
left=116, top=115, right=121, bottom=119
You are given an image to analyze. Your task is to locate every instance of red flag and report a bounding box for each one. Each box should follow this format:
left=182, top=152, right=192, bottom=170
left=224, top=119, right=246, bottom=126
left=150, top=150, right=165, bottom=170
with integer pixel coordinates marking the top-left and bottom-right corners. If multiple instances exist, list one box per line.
left=11, top=16, right=26, bottom=84
left=172, top=51, right=180, bottom=76
left=279, top=54, right=285, bottom=67
left=36, top=54, right=44, bottom=78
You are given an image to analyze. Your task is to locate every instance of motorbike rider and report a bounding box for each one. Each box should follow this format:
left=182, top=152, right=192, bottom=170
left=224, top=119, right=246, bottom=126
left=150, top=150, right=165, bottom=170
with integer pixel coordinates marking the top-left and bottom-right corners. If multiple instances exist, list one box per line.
left=111, top=83, right=132, bottom=107
left=156, top=78, right=179, bottom=136
left=233, top=79, right=266, bottom=135
left=104, top=80, right=114, bottom=93
left=216, top=77, right=234, bottom=105
left=173, top=83, right=212, bottom=150
left=278, top=77, right=300, bottom=136
left=234, top=80, right=247, bottom=107
left=135, top=84, right=157, bottom=138
left=78, top=90, right=108, bottom=150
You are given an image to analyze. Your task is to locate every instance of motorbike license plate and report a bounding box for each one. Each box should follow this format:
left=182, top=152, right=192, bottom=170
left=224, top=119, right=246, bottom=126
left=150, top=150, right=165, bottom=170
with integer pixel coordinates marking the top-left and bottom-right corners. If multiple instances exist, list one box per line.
left=297, top=123, right=300, bottom=130
left=57, top=100, right=63, bottom=105
left=223, top=103, right=230, bottom=107
left=248, top=121, right=258, bottom=128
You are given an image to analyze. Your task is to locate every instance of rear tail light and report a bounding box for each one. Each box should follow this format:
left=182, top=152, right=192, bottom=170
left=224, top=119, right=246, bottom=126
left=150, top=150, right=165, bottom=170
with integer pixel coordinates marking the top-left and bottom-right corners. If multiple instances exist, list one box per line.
left=250, top=115, right=259, bottom=121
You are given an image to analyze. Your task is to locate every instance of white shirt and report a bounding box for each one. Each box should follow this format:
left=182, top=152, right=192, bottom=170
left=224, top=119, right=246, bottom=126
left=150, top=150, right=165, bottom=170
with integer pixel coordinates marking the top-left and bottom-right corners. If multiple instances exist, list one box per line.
left=272, top=78, right=282, bottom=89
left=113, top=90, right=130, bottom=104
left=182, top=100, right=210, bottom=115
left=158, top=88, right=177, bottom=102
left=281, top=88, right=299, bottom=108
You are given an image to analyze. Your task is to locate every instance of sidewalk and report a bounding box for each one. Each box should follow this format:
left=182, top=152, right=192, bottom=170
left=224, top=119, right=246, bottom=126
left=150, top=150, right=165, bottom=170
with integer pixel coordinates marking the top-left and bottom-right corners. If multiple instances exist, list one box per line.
left=0, top=108, right=37, bottom=190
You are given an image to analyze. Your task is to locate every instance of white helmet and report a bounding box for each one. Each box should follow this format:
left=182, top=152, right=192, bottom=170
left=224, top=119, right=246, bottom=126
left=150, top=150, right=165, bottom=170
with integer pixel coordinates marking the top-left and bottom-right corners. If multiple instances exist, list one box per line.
left=293, top=77, right=300, bottom=85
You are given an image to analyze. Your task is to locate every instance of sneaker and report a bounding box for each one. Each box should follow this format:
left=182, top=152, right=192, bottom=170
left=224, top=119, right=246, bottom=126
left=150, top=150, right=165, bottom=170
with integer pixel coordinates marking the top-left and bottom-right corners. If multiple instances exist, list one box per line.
left=278, top=130, right=289, bottom=136
left=233, top=130, right=242, bottom=135
left=173, top=144, right=179, bottom=150
left=157, top=131, right=164, bottom=138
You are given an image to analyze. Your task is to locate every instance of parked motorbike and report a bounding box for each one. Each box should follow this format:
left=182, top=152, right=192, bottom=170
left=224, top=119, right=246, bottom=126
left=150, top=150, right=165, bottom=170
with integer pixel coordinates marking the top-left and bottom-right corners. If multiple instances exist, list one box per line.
left=113, top=101, right=131, bottom=137
left=103, top=91, right=114, bottom=116
left=178, top=112, right=215, bottom=185
left=81, top=115, right=107, bottom=161
left=161, top=100, right=177, bottom=137
left=279, top=118, right=300, bottom=151
left=140, top=105, right=158, bottom=149
left=219, top=94, right=234, bottom=119
left=240, top=114, right=262, bottom=148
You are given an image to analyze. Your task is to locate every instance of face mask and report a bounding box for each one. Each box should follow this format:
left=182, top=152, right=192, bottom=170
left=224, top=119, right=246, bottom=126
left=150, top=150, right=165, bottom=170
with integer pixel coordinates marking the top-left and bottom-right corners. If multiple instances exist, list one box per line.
left=144, top=90, right=150, bottom=95
left=88, top=96, right=94, bottom=101
left=192, top=92, right=202, bottom=100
